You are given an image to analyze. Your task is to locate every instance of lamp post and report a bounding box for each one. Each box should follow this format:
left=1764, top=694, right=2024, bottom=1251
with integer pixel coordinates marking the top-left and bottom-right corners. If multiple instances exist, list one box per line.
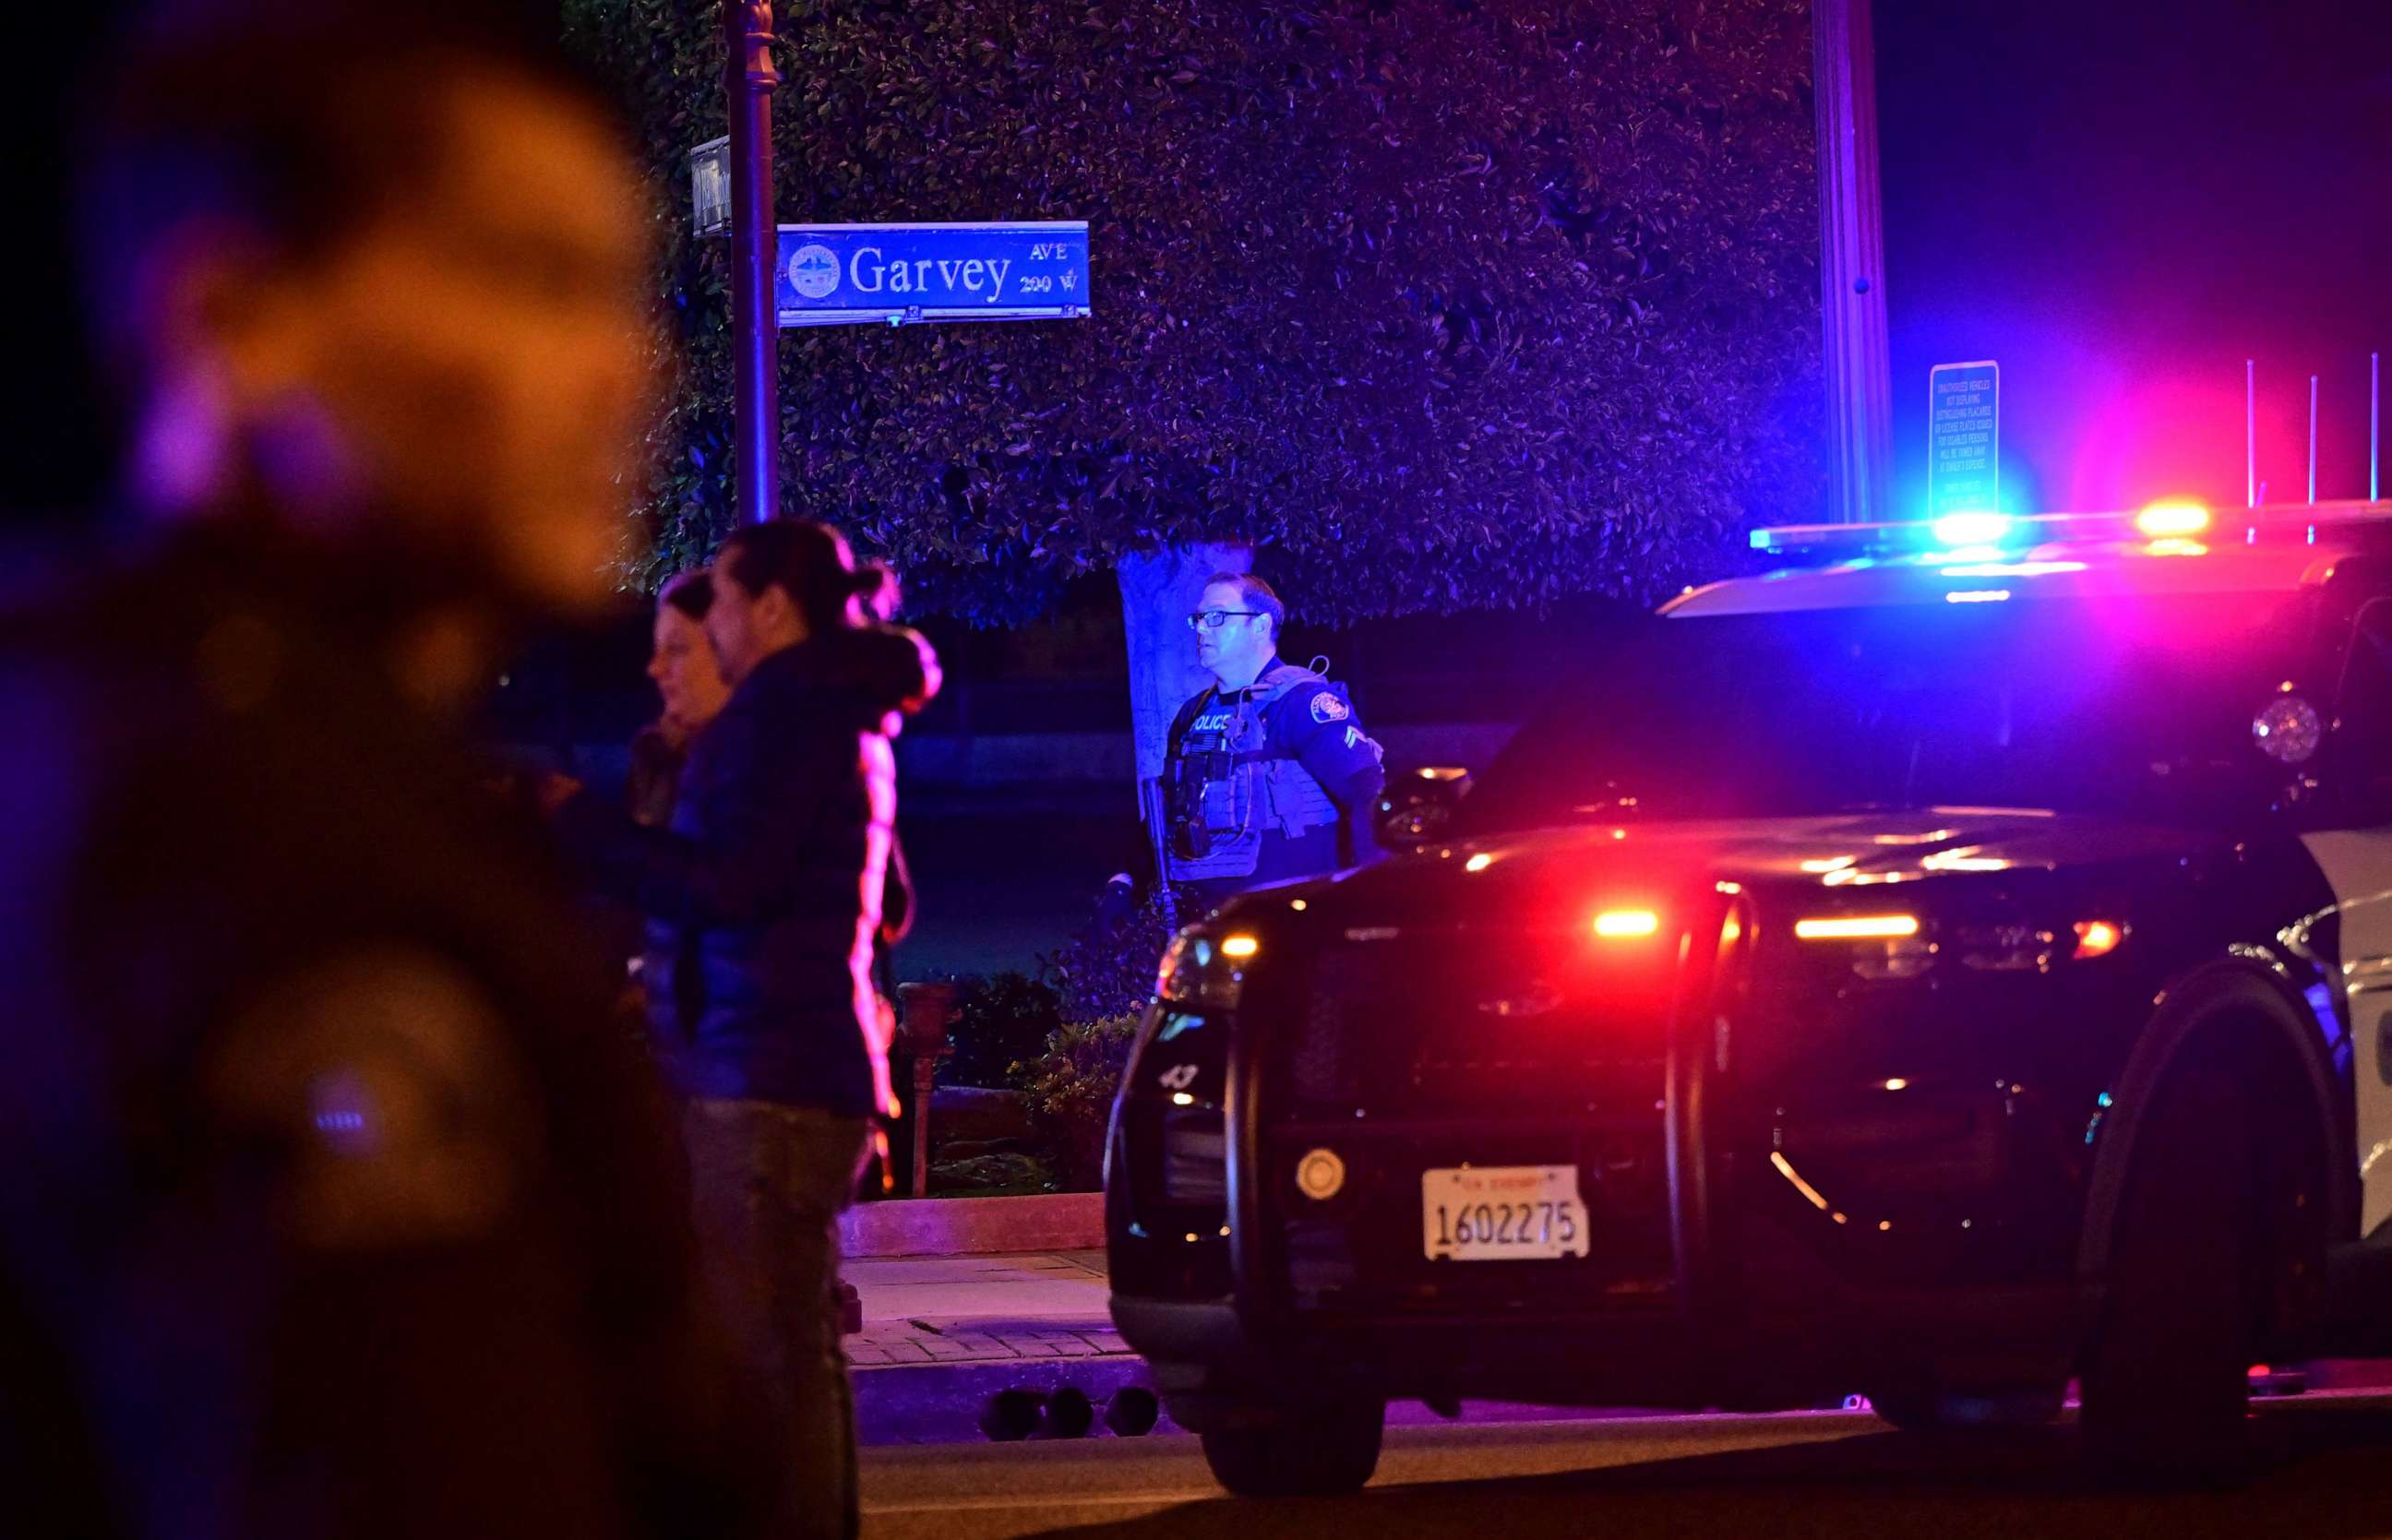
left=724, top=0, right=780, bottom=526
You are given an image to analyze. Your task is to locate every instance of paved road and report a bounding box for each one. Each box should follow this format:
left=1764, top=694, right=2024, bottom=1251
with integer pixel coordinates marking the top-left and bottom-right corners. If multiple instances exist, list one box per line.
left=862, top=1397, right=2392, bottom=1540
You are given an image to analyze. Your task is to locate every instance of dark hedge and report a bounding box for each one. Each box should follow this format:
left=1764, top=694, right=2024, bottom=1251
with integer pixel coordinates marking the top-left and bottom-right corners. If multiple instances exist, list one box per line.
left=564, top=0, right=1825, bottom=624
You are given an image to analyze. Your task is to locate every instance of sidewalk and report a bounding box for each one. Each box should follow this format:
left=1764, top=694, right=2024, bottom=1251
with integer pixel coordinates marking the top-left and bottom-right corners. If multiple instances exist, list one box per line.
left=845, top=1249, right=1130, bottom=1367
left=843, top=1248, right=1157, bottom=1445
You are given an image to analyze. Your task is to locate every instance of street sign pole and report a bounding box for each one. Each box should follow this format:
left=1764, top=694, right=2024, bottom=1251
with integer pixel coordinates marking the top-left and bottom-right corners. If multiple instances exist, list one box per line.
left=724, top=0, right=780, bottom=526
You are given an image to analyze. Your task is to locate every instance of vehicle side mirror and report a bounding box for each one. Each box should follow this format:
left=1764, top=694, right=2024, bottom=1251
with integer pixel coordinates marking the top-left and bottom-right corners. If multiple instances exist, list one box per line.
left=2252, top=693, right=2322, bottom=767
left=2252, top=690, right=2329, bottom=816
left=1376, top=767, right=1472, bottom=851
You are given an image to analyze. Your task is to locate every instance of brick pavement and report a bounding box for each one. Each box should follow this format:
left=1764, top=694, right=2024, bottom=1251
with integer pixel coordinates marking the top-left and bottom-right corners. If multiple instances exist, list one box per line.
left=843, top=1248, right=1133, bottom=1369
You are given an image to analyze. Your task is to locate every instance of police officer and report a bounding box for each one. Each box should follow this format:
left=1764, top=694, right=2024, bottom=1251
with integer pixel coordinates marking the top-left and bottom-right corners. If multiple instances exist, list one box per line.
left=0, top=6, right=774, bottom=1535
left=1164, top=573, right=1387, bottom=899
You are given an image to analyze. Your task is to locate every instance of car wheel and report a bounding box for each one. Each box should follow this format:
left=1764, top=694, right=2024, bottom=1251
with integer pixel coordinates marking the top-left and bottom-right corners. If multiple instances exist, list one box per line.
left=2079, top=1062, right=2254, bottom=1486
left=1197, top=1397, right=1385, bottom=1498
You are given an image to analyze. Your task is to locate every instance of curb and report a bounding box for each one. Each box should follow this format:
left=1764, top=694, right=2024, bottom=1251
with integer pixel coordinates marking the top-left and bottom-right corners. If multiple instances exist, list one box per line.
left=852, top=1353, right=1175, bottom=1445
left=843, top=1191, right=1103, bottom=1258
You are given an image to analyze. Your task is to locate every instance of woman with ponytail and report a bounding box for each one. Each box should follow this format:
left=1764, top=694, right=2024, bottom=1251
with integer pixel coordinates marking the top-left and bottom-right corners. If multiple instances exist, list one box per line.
left=555, top=519, right=938, bottom=1540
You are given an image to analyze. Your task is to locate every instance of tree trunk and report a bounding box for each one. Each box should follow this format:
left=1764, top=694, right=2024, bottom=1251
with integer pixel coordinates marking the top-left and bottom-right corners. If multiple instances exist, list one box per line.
left=1118, top=542, right=1251, bottom=832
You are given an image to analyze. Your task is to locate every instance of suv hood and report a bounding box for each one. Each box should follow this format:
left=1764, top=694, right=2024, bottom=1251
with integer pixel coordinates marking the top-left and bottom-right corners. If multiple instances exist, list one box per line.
left=1246, top=808, right=2219, bottom=931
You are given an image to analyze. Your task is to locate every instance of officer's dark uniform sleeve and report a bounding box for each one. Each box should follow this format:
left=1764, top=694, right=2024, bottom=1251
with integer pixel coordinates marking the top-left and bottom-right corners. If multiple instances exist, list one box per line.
left=556, top=707, right=861, bottom=928
left=1274, top=686, right=1388, bottom=866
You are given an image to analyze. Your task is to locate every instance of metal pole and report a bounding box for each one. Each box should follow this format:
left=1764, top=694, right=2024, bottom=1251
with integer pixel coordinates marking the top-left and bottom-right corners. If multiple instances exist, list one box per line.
left=2310, top=374, right=2320, bottom=506
left=2246, top=359, right=2257, bottom=509
left=1812, top=0, right=1893, bottom=523
left=725, top=0, right=781, bottom=526
left=2373, top=352, right=2380, bottom=504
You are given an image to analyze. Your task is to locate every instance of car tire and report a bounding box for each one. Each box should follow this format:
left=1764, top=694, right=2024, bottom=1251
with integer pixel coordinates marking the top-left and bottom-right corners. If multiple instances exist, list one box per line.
left=2078, top=1061, right=2254, bottom=1486
left=1197, top=1397, right=1385, bottom=1498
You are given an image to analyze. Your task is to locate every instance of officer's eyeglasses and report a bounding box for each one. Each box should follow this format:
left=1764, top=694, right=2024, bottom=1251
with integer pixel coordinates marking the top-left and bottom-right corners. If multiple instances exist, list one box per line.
left=1187, top=610, right=1263, bottom=632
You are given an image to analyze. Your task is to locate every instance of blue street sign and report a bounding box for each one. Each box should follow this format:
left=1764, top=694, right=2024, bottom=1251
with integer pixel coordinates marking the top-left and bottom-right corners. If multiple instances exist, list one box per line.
left=774, top=221, right=1090, bottom=328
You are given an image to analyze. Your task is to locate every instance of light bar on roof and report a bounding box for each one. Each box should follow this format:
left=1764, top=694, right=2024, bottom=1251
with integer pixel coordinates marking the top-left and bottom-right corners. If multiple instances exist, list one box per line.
left=1749, top=499, right=2391, bottom=560
left=1931, top=511, right=2013, bottom=547
left=2135, top=500, right=2210, bottom=537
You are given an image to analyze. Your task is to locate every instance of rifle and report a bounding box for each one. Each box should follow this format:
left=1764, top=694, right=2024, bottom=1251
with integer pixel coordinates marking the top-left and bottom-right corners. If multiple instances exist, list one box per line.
left=1140, top=775, right=1178, bottom=931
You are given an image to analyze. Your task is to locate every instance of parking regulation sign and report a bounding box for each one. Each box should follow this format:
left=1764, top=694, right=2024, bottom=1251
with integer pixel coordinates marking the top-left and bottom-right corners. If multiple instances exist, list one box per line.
left=773, top=221, right=1091, bottom=328
left=1929, top=361, right=2000, bottom=515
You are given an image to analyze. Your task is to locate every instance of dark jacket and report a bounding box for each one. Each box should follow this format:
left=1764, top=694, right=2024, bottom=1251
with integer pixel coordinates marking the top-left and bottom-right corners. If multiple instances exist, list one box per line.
left=627, top=722, right=688, bottom=830
left=560, top=627, right=937, bottom=1118
left=0, top=521, right=775, bottom=1539
left=621, top=722, right=692, bottom=1036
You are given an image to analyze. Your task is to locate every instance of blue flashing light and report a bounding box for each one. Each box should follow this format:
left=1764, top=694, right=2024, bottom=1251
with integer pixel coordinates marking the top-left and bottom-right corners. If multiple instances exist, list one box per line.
left=1944, top=588, right=2011, bottom=604
left=1931, top=511, right=2013, bottom=548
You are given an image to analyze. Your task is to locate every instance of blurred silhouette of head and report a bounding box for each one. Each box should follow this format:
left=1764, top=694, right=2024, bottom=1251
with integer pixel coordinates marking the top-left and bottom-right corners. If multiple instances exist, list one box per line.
left=708, top=520, right=888, bottom=686
left=79, top=1, right=652, bottom=617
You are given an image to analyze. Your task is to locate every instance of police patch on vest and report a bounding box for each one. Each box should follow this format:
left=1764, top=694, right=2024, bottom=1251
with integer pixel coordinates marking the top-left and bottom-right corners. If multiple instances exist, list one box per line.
left=1310, top=693, right=1350, bottom=723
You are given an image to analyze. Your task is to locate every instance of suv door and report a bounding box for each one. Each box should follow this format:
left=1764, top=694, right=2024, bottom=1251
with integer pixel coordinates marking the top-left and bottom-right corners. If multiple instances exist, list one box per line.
left=2300, top=565, right=2392, bottom=1233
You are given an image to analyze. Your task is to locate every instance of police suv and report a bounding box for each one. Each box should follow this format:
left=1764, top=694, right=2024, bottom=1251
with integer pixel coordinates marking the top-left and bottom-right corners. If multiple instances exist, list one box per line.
left=1106, top=501, right=2392, bottom=1495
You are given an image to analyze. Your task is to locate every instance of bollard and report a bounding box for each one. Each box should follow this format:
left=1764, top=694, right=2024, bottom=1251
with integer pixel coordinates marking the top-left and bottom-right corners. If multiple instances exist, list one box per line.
left=894, top=981, right=959, bottom=1198
left=980, top=1389, right=1043, bottom=1442
left=1103, top=1386, right=1161, bottom=1438
left=1039, top=1385, right=1094, bottom=1439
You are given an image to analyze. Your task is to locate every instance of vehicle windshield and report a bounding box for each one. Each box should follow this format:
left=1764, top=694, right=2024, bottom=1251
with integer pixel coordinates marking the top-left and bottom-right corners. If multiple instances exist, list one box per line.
left=1465, top=589, right=2308, bottom=833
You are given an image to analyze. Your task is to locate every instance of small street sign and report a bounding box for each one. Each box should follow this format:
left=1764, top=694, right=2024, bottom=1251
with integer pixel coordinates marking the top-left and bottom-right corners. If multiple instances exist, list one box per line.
left=773, top=221, right=1091, bottom=328
left=688, top=136, right=730, bottom=240
left=1929, top=360, right=2000, bottom=515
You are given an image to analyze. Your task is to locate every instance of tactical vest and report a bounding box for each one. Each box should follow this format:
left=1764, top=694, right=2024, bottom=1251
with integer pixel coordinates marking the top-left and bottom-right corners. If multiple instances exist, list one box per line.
left=1164, top=664, right=1355, bottom=882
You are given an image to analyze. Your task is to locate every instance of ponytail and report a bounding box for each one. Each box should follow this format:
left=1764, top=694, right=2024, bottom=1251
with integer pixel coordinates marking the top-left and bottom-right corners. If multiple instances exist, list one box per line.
left=718, top=519, right=889, bottom=633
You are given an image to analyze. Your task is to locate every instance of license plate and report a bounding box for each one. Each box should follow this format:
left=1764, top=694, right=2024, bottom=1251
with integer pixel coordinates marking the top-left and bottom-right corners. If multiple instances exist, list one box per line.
left=1421, top=1165, right=1591, bottom=1261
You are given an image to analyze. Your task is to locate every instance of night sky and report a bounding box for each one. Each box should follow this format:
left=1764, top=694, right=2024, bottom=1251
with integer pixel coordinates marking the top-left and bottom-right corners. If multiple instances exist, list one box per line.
left=1876, top=0, right=2392, bottom=517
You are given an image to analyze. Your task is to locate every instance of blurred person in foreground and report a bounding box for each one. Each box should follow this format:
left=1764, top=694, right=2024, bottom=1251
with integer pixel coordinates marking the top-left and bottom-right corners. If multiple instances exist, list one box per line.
left=556, top=519, right=939, bottom=1540
left=0, top=4, right=775, bottom=1535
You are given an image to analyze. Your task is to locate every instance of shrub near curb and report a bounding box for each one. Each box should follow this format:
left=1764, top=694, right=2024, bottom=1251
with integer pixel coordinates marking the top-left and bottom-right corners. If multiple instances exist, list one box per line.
left=1021, top=1015, right=1142, bottom=1191
left=942, top=972, right=1062, bottom=1089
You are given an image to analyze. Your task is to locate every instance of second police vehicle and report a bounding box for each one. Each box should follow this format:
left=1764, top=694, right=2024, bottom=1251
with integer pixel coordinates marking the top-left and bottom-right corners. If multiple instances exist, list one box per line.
left=1106, top=499, right=2392, bottom=1495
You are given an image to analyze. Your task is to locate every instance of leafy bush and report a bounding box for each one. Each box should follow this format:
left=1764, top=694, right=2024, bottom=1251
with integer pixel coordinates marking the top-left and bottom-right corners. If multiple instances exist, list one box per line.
left=1020, top=1014, right=1144, bottom=1191
left=939, top=971, right=1063, bottom=1088
left=1042, top=886, right=1183, bottom=1024
left=562, top=0, right=1823, bottom=619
